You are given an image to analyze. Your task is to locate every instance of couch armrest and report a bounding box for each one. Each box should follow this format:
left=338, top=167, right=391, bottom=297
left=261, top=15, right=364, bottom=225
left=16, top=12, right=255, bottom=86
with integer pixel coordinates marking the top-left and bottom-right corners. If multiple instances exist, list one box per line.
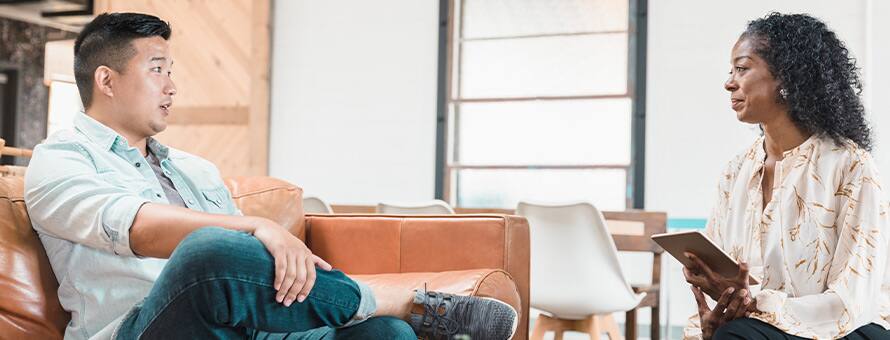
left=353, top=269, right=521, bottom=335
left=225, top=176, right=306, bottom=240
left=305, top=214, right=530, bottom=339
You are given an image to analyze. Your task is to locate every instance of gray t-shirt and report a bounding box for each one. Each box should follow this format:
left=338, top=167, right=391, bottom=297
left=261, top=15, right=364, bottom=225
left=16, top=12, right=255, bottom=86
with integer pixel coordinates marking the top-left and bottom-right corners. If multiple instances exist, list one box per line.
left=146, top=149, right=187, bottom=208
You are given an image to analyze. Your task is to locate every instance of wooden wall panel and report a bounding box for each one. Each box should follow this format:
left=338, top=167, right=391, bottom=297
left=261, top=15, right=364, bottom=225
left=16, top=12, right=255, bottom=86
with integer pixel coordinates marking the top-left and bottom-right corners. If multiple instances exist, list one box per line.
left=155, top=125, right=250, bottom=176
left=247, top=0, right=270, bottom=176
left=94, top=0, right=270, bottom=176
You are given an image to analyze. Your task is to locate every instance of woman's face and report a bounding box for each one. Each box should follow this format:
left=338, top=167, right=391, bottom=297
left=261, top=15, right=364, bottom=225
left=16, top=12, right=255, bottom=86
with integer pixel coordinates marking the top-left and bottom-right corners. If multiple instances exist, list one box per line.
left=724, top=37, right=786, bottom=124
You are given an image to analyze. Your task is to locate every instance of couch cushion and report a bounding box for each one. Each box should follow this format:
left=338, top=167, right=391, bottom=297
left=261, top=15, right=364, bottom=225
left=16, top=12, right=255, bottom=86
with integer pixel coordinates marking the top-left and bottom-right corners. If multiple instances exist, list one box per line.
left=0, top=176, right=68, bottom=338
left=224, top=176, right=305, bottom=240
left=351, top=269, right=522, bottom=327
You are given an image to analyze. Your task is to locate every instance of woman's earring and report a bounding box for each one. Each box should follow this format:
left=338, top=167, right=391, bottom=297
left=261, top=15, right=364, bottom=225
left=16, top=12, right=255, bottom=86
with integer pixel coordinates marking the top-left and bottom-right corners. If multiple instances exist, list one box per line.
left=779, top=88, right=788, bottom=100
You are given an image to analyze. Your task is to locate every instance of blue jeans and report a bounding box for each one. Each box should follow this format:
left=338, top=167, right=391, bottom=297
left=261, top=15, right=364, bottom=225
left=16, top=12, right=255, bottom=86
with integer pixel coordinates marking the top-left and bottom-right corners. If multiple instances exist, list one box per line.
left=114, top=227, right=415, bottom=339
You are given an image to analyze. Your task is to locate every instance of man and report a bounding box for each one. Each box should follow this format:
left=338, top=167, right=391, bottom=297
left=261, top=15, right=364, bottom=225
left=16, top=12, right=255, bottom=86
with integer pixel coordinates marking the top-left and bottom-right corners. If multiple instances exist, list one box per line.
left=25, top=12, right=517, bottom=340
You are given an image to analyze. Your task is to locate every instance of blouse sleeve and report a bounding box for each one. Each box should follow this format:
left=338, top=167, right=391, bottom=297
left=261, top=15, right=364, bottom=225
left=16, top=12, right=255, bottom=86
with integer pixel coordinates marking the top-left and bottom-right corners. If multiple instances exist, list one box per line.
left=683, top=313, right=704, bottom=340
left=684, top=158, right=740, bottom=338
left=704, top=157, right=740, bottom=247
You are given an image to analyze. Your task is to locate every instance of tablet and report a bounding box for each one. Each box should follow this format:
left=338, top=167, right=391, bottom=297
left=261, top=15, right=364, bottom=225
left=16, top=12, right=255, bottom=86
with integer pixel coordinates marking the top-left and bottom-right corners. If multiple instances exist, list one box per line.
left=651, top=230, right=759, bottom=285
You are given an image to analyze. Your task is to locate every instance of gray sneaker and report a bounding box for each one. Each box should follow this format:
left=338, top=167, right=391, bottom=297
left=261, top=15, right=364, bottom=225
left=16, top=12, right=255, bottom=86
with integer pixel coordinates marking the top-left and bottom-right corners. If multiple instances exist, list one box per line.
left=409, top=289, right=518, bottom=340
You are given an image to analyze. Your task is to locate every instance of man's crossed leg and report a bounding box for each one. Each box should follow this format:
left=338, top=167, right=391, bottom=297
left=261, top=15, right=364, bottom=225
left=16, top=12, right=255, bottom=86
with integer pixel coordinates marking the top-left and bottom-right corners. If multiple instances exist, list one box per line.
left=115, top=227, right=517, bottom=339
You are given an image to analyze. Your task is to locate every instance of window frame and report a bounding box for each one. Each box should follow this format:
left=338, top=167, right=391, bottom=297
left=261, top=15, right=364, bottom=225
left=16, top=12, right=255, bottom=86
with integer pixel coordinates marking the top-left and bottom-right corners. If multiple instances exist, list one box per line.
left=434, top=0, right=648, bottom=209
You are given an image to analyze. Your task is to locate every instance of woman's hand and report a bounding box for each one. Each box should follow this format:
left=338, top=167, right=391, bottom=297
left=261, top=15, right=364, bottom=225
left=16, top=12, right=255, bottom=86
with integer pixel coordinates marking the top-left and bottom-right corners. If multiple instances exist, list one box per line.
left=683, top=252, right=750, bottom=301
left=693, top=286, right=751, bottom=339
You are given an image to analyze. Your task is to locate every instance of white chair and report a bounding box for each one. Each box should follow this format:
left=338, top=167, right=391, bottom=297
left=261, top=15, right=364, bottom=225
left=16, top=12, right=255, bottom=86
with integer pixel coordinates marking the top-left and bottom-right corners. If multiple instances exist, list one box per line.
left=517, top=201, right=645, bottom=340
left=302, top=196, right=333, bottom=214
left=375, top=200, right=455, bottom=214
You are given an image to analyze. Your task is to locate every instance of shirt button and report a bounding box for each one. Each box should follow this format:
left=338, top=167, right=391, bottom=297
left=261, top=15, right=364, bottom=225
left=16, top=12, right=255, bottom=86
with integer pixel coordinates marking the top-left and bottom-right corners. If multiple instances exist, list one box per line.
left=188, top=199, right=195, bottom=205
left=135, top=162, right=141, bottom=167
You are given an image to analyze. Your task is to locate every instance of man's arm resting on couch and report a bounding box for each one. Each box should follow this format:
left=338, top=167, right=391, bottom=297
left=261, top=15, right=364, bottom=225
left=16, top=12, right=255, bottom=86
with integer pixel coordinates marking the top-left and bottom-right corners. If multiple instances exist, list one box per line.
left=130, top=203, right=331, bottom=306
left=129, top=202, right=260, bottom=258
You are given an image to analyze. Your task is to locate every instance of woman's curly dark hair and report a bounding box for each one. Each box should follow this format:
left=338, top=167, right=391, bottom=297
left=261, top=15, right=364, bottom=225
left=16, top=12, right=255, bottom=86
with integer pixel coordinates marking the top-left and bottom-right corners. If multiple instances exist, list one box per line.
left=742, top=12, right=872, bottom=151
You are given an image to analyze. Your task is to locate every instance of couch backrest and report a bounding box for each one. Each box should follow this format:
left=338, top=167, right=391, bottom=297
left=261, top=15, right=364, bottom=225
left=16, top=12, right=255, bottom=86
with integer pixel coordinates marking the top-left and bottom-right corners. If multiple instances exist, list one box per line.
left=0, top=175, right=304, bottom=338
left=0, top=177, right=68, bottom=339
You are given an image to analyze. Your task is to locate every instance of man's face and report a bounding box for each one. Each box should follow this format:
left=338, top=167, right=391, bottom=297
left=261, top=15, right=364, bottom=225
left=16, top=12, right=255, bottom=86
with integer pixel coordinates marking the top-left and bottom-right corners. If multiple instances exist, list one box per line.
left=110, top=36, right=176, bottom=139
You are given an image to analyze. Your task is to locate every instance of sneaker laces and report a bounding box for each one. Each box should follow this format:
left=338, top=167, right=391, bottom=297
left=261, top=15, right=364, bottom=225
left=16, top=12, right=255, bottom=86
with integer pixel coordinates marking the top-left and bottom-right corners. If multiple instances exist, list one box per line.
left=422, top=287, right=461, bottom=336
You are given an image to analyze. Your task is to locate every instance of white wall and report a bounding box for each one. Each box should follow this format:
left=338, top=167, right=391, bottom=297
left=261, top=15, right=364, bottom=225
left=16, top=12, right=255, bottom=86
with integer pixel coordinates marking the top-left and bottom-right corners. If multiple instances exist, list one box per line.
left=866, top=0, right=890, bottom=182
left=268, top=0, right=439, bottom=204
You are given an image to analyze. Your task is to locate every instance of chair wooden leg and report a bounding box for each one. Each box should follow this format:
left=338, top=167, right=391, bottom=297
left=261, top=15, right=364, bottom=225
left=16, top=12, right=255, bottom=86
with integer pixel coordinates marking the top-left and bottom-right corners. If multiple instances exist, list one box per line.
left=532, top=314, right=576, bottom=340
left=650, top=306, right=660, bottom=340
left=625, top=309, right=637, bottom=340
left=600, top=314, right=623, bottom=340
left=533, top=313, right=626, bottom=340
left=584, top=314, right=602, bottom=340
left=530, top=314, right=548, bottom=340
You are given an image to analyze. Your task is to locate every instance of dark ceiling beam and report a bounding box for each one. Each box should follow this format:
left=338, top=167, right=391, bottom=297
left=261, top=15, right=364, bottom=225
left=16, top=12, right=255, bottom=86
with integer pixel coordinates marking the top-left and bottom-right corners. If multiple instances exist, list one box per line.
left=41, top=0, right=91, bottom=17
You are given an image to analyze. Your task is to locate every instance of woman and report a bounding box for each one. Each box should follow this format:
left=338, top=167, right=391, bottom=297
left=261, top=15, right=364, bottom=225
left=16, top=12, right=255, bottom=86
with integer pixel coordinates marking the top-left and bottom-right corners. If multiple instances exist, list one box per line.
left=683, top=13, right=890, bottom=339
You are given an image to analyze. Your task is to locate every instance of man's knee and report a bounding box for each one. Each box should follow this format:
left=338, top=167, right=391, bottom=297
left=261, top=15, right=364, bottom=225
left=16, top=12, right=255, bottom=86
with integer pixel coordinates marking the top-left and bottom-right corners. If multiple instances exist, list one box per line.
left=172, top=227, right=267, bottom=268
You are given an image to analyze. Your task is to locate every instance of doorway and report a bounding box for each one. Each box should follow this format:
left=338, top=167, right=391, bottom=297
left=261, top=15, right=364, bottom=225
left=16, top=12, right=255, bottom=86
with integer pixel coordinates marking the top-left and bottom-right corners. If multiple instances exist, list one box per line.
left=0, top=67, right=20, bottom=165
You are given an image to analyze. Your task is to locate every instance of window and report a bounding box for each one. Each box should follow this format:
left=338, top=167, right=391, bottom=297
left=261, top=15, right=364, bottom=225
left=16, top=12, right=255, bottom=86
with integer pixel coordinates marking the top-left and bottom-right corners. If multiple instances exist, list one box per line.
left=47, top=81, right=82, bottom=136
left=440, top=0, right=644, bottom=210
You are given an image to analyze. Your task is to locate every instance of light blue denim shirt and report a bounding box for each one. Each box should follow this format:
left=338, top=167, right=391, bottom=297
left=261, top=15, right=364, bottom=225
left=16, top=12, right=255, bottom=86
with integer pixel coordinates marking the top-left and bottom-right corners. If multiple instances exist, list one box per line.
left=24, top=113, right=240, bottom=339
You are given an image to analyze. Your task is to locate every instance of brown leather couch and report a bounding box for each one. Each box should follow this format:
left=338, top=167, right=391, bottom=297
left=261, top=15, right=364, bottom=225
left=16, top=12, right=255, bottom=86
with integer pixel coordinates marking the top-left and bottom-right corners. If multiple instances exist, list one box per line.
left=0, top=176, right=530, bottom=339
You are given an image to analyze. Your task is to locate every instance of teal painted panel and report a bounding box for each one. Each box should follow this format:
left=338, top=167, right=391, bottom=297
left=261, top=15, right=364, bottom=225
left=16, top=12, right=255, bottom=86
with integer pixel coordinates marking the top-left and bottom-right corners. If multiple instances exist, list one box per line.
left=667, top=218, right=707, bottom=230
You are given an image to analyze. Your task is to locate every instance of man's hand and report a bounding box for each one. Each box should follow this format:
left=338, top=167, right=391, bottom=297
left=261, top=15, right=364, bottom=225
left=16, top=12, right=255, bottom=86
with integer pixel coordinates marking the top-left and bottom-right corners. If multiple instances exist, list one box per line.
left=250, top=217, right=332, bottom=307
left=129, top=204, right=333, bottom=306
left=683, top=252, right=750, bottom=301
left=693, top=286, right=751, bottom=339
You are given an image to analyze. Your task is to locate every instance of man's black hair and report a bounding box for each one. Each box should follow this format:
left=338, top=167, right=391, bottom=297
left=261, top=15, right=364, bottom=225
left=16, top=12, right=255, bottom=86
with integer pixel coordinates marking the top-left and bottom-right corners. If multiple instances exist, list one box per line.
left=73, top=12, right=171, bottom=108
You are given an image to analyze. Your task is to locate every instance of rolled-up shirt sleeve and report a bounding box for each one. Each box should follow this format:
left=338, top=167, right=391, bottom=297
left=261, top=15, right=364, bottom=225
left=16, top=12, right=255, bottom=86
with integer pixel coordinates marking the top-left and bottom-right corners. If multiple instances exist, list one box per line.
left=24, top=142, right=150, bottom=257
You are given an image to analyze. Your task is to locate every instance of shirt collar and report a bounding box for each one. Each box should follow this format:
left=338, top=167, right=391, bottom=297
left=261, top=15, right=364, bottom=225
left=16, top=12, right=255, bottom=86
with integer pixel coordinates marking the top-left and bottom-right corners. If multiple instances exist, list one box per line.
left=74, top=113, right=170, bottom=159
left=745, top=135, right=766, bottom=169
left=753, top=133, right=820, bottom=161
left=781, top=133, right=819, bottom=158
left=74, top=113, right=124, bottom=151
left=147, top=137, right=170, bottom=160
